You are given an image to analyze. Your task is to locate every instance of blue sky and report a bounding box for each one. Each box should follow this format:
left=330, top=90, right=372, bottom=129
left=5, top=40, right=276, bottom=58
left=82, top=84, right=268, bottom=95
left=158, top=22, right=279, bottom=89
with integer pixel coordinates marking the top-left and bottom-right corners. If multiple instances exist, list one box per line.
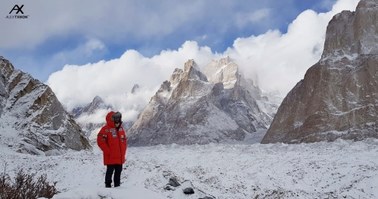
left=0, top=0, right=360, bottom=119
left=1, top=0, right=336, bottom=81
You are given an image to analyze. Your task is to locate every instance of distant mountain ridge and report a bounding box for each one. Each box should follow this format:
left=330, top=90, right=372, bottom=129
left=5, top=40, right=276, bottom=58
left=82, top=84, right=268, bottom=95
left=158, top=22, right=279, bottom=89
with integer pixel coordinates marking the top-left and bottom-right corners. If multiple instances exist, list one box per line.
left=0, top=56, right=90, bottom=155
left=72, top=95, right=112, bottom=118
left=128, top=57, right=278, bottom=146
left=262, top=0, right=378, bottom=144
left=71, top=96, right=113, bottom=138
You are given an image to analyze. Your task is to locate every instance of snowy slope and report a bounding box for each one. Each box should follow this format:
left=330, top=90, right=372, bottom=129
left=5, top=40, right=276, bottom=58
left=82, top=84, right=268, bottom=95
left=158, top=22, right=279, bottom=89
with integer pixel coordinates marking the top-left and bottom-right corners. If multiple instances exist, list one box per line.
left=1, top=137, right=377, bottom=199
left=0, top=57, right=90, bottom=155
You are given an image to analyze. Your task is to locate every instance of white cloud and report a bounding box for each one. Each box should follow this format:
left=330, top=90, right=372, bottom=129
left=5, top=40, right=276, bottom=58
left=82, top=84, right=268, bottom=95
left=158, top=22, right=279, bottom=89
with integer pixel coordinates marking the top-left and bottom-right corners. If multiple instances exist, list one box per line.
left=225, top=0, right=359, bottom=94
left=236, top=8, right=271, bottom=28
left=226, top=9, right=328, bottom=94
left=51, top=38, right=106, bottom=64
left=47, top=0, right=360, bottom=121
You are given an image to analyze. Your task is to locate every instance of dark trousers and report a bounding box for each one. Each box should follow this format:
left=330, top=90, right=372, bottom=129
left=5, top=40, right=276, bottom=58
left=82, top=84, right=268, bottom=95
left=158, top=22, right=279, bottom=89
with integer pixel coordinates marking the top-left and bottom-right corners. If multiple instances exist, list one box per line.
left=105, top=164, right=123, bottom=187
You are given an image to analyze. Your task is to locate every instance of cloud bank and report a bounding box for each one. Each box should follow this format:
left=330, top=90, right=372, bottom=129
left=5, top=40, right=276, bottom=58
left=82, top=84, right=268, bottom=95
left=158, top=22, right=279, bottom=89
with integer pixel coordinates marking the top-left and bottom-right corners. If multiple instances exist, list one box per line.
left=47, top=0, right=359, bottom=122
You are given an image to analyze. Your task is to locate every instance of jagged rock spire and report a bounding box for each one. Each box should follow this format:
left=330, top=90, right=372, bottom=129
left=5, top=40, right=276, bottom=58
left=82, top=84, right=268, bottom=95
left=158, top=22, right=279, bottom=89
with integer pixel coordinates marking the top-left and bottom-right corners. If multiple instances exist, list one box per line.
left=322, top=0, right=378, bottom=58
left=262, top=0, right=378, bottom=144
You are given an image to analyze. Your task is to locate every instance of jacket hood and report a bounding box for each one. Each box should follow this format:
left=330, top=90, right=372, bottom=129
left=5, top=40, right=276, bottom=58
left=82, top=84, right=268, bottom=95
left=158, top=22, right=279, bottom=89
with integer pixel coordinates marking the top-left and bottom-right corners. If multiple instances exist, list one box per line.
left=106, top=111, right=115, bottom=128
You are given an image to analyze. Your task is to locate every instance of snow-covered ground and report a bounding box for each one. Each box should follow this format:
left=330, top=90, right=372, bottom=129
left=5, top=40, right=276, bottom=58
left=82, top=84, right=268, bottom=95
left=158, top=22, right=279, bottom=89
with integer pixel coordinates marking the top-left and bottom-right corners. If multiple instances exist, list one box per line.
left=1, top=138, right=378, bottom=199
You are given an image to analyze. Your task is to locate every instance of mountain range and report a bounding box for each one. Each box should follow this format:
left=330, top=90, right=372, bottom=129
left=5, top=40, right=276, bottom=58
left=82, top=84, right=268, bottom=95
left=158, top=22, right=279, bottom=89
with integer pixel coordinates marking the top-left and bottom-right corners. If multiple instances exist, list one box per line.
left=128, top=57, right=278, bottom=146
left=1, top=0, right=377, bottom=151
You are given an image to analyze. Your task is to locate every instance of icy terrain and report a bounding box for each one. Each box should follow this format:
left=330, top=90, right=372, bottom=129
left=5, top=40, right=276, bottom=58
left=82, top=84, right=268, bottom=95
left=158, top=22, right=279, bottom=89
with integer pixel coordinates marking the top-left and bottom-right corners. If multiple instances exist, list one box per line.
left=1, top=135, right=377, bottom=199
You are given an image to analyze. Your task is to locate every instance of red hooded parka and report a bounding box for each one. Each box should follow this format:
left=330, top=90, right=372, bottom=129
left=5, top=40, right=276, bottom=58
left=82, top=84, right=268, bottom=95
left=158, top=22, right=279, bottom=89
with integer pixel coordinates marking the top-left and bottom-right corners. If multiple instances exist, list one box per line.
left=97, top=111, right=127, bottom=165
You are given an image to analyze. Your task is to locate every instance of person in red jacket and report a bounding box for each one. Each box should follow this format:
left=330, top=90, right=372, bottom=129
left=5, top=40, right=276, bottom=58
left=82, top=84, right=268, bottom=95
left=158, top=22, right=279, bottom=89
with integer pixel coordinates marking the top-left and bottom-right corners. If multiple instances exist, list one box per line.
left=97, top=111, right=127, bottom=188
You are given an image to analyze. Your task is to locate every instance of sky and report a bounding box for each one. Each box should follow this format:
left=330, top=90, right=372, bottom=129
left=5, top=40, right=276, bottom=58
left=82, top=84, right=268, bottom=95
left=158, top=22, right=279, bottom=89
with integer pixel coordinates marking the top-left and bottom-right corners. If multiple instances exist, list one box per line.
left=0, top=0, right=360, bottom=119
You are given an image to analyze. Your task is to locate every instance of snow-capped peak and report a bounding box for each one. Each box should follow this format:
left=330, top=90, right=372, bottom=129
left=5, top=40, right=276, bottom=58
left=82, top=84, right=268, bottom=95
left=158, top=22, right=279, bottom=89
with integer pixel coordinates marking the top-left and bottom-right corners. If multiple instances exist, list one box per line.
left=203, top=56, right=239, bottom=89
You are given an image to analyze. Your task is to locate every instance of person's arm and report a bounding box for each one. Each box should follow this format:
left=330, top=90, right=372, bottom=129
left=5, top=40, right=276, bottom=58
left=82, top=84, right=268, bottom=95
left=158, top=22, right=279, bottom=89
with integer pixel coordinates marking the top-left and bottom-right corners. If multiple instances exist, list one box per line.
left=120, top=129, right=127, bottom=157
left=124, top=131, right=128, bottom=154
left=97, top=128, right=110, bottom=154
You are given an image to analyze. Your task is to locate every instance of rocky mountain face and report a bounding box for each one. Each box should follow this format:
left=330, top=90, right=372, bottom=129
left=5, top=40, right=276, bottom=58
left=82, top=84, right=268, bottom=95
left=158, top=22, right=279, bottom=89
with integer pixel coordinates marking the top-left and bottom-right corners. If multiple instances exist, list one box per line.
left=262, top=0, right=378, bottom=144
left=128, top=58, right=277, bottom=146
left=131, top=84, right=140, bottom=94
left=0, top=57, right=91, bottom=154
